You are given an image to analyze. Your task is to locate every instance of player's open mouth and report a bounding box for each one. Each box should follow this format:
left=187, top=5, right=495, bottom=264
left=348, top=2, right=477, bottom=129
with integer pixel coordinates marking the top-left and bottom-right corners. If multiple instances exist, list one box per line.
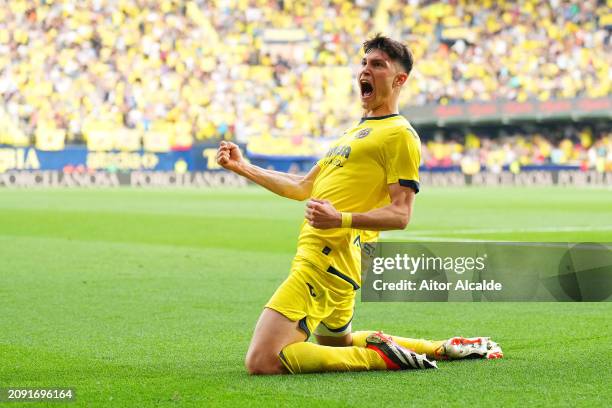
left=360, top=80, right=374, bottom=99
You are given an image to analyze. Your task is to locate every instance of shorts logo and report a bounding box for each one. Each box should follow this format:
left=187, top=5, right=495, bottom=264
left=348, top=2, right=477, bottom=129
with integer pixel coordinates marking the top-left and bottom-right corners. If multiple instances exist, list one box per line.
left=306, top=282, right=317, bottom=297
left=354, top=128, right=372, bottom=139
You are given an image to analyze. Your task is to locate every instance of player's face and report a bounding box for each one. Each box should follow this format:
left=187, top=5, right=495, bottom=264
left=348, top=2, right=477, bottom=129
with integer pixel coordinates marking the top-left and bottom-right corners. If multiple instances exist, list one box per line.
left=358, top=49, right=401, bottom=111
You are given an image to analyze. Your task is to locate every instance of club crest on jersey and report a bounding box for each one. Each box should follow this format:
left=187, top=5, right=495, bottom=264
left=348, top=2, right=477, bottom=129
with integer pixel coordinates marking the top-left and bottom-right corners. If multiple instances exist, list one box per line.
left=354, top=128, right=372, bottom=139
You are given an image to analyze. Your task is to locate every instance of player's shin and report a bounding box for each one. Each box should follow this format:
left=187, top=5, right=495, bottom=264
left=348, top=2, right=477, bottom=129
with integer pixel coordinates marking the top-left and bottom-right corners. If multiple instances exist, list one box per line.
left=279, top=342, right=386, bottom=374
left=351, top=331, right=445, bottom=359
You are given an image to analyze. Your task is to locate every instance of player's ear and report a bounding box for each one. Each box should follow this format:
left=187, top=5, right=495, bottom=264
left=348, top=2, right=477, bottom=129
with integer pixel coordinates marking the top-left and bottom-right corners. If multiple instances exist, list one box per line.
left=394, top=72, right=408, bottom=87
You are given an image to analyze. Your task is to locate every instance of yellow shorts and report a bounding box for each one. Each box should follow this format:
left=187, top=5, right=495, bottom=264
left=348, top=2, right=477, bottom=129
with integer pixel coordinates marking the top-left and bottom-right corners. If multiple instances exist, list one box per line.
left=265, top=256, right=356, bottom=339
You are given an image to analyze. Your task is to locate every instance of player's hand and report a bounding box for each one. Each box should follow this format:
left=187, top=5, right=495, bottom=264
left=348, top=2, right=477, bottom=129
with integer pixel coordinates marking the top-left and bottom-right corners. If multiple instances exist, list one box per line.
left=305, top=198, right=341, bottom=229
left=216, top=141, right=244, bottom=172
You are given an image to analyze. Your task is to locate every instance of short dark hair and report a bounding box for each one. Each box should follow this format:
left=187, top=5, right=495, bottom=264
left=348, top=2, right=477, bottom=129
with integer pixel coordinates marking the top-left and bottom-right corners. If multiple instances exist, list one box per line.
left=363, top=34, right=413, bottom=75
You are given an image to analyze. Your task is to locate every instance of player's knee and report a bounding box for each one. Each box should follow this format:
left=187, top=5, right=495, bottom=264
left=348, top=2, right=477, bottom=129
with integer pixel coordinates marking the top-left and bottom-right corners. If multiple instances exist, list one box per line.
left=245, top=350, right=285, bottom=375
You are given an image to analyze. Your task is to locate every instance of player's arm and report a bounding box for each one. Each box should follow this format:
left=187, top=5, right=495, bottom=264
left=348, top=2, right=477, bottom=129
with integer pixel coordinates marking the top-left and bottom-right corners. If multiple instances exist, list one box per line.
left=352, top=183, right=414, bottom=229
left=216, top=141, right=319, bottom=201
left=305, top=183, right=414, bottom=230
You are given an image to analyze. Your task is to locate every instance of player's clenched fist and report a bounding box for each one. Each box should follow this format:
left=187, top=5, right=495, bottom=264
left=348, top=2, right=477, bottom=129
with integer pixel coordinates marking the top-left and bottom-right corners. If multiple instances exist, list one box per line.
left=216, top=141, right=244, bottom=172
left=305, top=198, right=341, bottom=229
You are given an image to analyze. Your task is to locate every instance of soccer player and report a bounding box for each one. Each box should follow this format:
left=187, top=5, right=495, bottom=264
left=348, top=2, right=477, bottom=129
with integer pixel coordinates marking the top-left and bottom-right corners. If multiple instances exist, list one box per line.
left=216, top=34, right=502, bottom=375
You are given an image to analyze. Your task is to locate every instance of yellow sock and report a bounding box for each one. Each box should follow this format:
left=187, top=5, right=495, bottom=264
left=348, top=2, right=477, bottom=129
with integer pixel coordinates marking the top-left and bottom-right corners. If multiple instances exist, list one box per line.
left=352, top=331, right=446, bottom=359
left=279, top=342, right=387, bottom=374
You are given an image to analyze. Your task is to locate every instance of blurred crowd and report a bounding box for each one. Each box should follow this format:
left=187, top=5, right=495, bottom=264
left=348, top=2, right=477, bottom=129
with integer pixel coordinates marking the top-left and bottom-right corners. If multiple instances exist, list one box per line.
left=0, top=0, right=610, bottom=146
left=422, top=126, right=612, bottom=172
left=389, top=0, right=611, bottom=107
left=0, top=0, right=374, bottom=145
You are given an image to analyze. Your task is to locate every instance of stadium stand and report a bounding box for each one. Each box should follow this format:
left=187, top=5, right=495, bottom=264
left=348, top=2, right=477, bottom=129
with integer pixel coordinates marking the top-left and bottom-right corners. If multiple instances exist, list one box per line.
left=421, top=125, right=612, bottom=171
left=385, top=0, right=611, bottom=106
left=0, top=0, right=610, bottom=167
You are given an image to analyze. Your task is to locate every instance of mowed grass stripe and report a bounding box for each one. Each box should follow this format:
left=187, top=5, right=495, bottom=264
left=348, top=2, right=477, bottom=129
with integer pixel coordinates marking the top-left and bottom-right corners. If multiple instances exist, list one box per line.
left=1, top=186, right=610, bottom=229
left=0, top=188, right=304, bottom=221
left=0, top=234, right=290, bottom=327
left=0, top=209, right=302, bottom=253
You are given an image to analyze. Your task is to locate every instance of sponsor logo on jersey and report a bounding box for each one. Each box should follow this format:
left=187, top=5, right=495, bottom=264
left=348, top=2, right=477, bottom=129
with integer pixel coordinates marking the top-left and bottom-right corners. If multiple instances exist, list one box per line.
left=321, top=144, right=351, bottom=167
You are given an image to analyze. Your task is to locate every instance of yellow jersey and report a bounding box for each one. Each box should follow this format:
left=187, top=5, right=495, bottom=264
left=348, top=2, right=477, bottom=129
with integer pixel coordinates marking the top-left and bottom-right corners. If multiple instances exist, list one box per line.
left=296, top=114, right=421, bottom=290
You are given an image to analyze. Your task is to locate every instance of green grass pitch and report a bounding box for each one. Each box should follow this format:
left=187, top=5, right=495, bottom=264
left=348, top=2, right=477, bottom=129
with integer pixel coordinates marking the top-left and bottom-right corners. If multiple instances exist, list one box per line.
left=0, top=186, right=610, bottom=407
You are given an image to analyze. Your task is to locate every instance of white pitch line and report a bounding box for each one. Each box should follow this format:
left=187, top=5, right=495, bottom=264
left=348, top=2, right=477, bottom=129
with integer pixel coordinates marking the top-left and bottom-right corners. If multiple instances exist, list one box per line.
left=392, top=225, right=612, bottom=236
left=379, top=235, right=497, bottom=242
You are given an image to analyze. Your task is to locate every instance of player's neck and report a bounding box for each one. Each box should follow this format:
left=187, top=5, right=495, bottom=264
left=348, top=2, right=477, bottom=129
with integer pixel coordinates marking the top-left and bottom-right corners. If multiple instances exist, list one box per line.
left=362, top=101, right=398, bottom=118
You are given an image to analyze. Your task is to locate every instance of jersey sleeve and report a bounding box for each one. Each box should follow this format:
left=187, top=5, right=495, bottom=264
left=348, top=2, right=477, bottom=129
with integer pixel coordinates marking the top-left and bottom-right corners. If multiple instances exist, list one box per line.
left=383, top=127, right=422, bottom=193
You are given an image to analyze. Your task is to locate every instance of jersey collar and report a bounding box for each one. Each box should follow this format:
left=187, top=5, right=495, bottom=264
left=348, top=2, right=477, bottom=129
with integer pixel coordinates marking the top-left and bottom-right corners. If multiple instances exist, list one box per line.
left=359, top=113, right=399, bottom=124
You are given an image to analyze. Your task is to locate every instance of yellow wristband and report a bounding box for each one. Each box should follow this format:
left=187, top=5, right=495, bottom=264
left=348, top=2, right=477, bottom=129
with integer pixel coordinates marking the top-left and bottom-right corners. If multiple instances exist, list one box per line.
left=341, top=212, right=352, bottom=228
